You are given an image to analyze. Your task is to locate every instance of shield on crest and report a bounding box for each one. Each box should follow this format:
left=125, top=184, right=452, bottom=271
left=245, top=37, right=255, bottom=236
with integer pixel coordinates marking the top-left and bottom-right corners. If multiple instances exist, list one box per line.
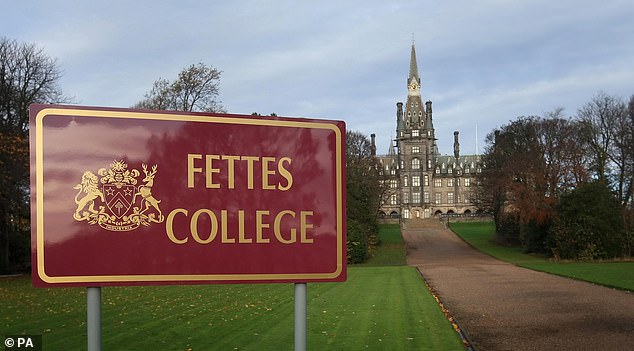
left=103, top=184, right=135, bottom=219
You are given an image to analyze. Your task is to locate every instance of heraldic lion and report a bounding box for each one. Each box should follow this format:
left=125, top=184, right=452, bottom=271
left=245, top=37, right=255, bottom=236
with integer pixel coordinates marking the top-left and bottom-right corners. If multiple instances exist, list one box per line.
left=73, top=171, right=105, bottom=220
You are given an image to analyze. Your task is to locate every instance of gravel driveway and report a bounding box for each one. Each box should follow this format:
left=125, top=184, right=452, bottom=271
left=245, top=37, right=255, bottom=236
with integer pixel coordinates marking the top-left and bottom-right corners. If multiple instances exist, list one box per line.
left=403, top=221, right=634, bottom=351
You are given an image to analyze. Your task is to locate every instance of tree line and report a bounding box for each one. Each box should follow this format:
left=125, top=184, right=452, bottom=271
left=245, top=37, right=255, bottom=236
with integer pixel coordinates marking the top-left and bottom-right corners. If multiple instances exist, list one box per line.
left=2, top=37, right=631, bottom=271
left=0, top=38, right=224, bottom=273
left=477, top=93, right=633, bottom=260
left=0, top=37, right=378, bottom=270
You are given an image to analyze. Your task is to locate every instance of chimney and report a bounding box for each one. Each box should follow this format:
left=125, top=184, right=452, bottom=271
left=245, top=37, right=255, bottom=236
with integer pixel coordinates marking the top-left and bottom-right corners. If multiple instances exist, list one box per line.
left=370, top=133, right=376, bottom=156
left=453, top=131, right=460, bottom=159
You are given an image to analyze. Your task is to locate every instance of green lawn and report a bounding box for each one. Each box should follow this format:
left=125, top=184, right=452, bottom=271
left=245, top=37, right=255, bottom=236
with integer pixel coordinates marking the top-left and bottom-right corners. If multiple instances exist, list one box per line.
left=0, top=225, right=464, bottom=350
left=361, top=224, right=407, bottom=266
left=450, top=221, right=634, bottom=291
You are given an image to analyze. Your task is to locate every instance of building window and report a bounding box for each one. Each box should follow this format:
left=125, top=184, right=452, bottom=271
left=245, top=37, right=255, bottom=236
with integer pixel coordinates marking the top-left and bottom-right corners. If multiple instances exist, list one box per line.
left=448, top=192, right=454, bottom=204
left=448, top=167, right=453, bottom=174
left=403, top=176, right=409, bottom=187
left=427, top=159, right=432, bottom=170
left=412, top=130, right=419, bottom=137
left=390, top=169, right=395, bottom=175
left=465, top=178, right=471, bottom=187
left=403, top=209, right=410, bottom=219
left=402, top=192, right=409, bottom=203
left=435, top=168, right=440, bottom=174
left=412, top=158, right=420, bottom=169
left=412, top=146, right=420, bottom=153
left=390, top=194, right=397, bottom=205
left=447, top=178, right=453, bottom=187
left=412, top=176, right=420, bottom=187
left=390, top=179, right=397, bottom=188
left=456, top=178, right=460, bottom=186
left=412, top=192, right=421, bottom=204
left=424, top=191, right=429, bottom=203
left=400, top=160, right=404, bottom=169
left=434, top=178, right=442, bottom=187
left=435, top=193, right=441, bottom=204
left=424, top=175, right=429, bottom=186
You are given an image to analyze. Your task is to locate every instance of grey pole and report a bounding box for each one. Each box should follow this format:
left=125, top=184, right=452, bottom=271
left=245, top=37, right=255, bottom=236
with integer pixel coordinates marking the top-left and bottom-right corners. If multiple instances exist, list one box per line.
left=294, top=283, right=307, bottom=351
left=87, top=287, right=102, bottom=351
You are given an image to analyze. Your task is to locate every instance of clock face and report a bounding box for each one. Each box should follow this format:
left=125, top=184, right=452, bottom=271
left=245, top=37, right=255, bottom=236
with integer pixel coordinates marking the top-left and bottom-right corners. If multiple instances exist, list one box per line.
left=410, top=82, right=418, bottom=90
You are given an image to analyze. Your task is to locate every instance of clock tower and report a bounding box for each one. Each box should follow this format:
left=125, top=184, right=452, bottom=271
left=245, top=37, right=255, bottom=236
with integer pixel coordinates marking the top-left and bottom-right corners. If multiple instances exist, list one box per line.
left=377, top=41, right=481, bottom=222
left=395, top=42, right=438, bottom=219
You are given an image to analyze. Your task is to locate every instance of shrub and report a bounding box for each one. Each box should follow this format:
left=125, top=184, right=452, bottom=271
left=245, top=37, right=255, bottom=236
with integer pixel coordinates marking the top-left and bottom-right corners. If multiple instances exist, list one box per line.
left=548, top=181, right=625, bottom=260
left=346, top=219, right=368, bottom=264
left=495, top=212, right=521, bottom=246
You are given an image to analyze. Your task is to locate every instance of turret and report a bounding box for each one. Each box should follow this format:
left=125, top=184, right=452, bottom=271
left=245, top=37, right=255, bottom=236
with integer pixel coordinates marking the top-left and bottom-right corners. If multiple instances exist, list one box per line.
left=370, top=133, right=377, bottom=156
left=396, top=102, right=404, bottom=131
left=424, top=100, right=433, bottom=131
left=453, top=131, right=460, bottom=159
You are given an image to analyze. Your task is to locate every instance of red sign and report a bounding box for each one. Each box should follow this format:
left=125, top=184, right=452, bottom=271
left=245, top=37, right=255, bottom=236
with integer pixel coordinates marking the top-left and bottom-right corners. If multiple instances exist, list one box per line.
left=29, top=105, right=346, bottom=286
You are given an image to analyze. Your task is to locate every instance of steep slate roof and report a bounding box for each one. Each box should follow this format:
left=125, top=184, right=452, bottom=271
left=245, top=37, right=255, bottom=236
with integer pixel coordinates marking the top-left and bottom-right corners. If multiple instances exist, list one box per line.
left=434, top=154, right=481, bottom=175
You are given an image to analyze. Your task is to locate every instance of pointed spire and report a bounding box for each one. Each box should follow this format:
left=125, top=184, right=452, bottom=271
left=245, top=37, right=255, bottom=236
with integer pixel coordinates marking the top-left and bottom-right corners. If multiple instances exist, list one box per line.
left=408, top=42, right=419, bottom=84
left=388, top=138, right=396, bottom=156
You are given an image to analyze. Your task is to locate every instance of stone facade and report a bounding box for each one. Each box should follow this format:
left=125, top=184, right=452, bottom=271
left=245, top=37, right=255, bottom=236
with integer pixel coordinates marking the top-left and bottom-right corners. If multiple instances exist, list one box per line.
left=376, top=44, right=481, bottom=220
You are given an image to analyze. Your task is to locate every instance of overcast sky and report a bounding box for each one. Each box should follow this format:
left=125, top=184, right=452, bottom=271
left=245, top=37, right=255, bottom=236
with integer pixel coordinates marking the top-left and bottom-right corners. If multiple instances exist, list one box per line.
left=3, top=0, right=634, bottom=154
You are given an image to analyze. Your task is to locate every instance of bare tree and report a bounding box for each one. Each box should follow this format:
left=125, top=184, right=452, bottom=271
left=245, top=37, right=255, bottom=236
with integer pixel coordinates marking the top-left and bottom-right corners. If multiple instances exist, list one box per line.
left=576, top=92, right=626, bottom=183
left=0, top=37, right=66, bottom=132
left=0, top=37, right=67, bottom=273
left=134, top=62, right=225, bottom=113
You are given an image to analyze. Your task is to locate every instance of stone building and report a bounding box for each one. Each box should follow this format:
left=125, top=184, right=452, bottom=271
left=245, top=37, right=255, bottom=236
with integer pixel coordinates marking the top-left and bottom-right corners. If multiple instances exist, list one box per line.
left=376, top=43, right=481, bottom=220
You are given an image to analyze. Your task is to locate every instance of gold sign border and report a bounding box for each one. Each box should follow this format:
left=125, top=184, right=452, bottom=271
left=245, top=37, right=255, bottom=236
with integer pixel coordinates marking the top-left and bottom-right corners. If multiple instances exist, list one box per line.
left=35, top=107, right=344, bottom=284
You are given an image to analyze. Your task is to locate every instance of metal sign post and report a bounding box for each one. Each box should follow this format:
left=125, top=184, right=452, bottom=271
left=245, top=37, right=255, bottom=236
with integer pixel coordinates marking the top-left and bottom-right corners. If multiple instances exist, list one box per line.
left=87, top=287, right=102, bottom=351
left=294, top=283, right=307, bottom=351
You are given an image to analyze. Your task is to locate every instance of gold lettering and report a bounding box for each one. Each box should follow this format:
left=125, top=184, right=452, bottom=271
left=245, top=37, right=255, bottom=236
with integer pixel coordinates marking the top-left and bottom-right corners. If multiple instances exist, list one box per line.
left=222, top=155, right=240, bottom=189
left=261, top=156, right=276, bottom=190
left=166, top=208, right=188, bottom=244
left=237, top=210, right=251, bottom=243
left=300, top=211, right=314, bottom=243
left=274, top=210, right=296, bottom=244
left=220, top=209, right=235, bottom=243
left=278, top=157, right=293, bottom=191
left=256, top=210, right=270, bottom=243
left=187, top=154, right=203, bottom=188
left=190, top=209, right=218, bottom=244
left=205, top=155, right=221, bottom=189
left=242, top=156, right=259, bottom=190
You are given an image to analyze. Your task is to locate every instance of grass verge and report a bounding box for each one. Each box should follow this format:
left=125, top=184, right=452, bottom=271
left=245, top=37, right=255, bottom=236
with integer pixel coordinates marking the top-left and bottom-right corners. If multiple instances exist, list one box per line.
left=361, top=224, right=407, bottom=266
left=0, top=225, right=464, bottom=350
left=450, top=221, right=634, bottom=291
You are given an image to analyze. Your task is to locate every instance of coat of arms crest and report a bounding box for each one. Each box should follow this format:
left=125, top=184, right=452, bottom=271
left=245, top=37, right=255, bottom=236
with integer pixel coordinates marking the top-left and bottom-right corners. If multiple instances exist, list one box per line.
left=73, top=160, right=164, bottom=231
